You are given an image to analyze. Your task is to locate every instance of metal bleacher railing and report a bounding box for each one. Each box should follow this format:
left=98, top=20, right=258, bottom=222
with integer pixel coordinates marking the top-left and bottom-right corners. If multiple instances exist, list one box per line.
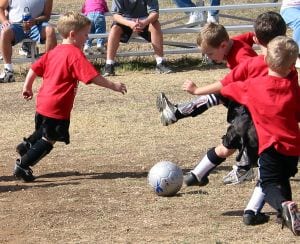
left=7, top=2, right=281, bottom=64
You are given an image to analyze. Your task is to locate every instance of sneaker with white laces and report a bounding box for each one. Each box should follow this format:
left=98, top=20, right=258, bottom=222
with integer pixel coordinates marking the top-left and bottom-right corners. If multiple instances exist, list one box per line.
left=156, top=92, right=178, bottom=126
left=0, top=68, right=15, bottom=83
left=223, top=165, right=255, bottom=184
left=282, top=201, right=300, bottom=236
left=103, top=63, right=115, bottom=77
left=13, top=159, right=35, bottom=182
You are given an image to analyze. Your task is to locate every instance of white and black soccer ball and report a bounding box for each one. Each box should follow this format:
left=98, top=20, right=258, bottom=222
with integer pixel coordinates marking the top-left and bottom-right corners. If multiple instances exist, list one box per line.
left=148, top=161, right=183, bottom=197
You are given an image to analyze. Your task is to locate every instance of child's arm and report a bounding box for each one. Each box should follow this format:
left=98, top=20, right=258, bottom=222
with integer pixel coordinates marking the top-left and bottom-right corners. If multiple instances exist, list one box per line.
left=182, top=80, right=223, bottom=95
left=91, top=75, right=127, bottom=94
left=23, top=68, right=37, bottom=100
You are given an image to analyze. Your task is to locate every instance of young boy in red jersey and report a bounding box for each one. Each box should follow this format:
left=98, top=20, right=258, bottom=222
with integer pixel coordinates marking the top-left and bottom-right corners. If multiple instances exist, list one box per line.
left=13, top=12, right=127, bottom=182
left=157, top=11, right=287, bottom=186
left=221, top=36, right=300, bottom=236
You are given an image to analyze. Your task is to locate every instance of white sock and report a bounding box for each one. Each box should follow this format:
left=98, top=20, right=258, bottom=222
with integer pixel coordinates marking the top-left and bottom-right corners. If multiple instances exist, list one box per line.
left=106, top=60, right=114, bottom=65
left=244, top=186, right=265, bottom=214
left=4, top=63, right=13, bottom=72
left=191, top=154, right=215, bottom=181
left=156, top=57, right=164, bottom=65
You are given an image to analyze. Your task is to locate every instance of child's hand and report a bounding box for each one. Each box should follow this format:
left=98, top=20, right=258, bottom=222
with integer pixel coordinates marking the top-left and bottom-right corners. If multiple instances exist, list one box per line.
left=182, top=80, right=198, bottom=95
left=114, top=82, right=127, bottom=95
left=22, top=89, right=33, bottom=100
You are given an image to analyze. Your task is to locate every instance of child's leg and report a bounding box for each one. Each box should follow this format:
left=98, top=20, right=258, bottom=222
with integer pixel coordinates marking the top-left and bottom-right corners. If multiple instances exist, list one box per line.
left=157, top=92, right=222, bottom=126
left=259, top=147, right=299, bottom=235
left=185, top=145, right=234, bottom=186
left=94, top=13, right=106, bottom=49
left=16, top=127, right=43, bottom=156
left=243, top=184, right=269, bottom=226
left=14, top=138, right=54, bottom=182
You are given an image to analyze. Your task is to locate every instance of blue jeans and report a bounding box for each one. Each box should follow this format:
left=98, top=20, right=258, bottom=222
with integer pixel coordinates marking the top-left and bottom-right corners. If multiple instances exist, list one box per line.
left=86, top=11, right=106, bottom=47
left=173, top=0, right=220, bottom=16
left=280, top=7, right=300, bottom=53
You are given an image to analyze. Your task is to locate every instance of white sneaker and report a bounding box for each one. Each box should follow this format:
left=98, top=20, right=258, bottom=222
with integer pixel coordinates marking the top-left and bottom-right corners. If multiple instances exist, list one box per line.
left=186, top=1, right=205, bottom=26
left=207, top=12, right=219, bottom=23
left=223, top=165, right=255, bottom=185
left=84, top=44, right=93, bottom=55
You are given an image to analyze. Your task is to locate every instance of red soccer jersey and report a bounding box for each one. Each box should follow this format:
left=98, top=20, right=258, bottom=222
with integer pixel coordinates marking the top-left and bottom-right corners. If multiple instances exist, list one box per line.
left=32, top=44, right=99, bottom=120
left=226, top=32, right=257, bottom=69
left=221, top=55, right=299, bottom=86
left=221, top=75, right=300, bottom=156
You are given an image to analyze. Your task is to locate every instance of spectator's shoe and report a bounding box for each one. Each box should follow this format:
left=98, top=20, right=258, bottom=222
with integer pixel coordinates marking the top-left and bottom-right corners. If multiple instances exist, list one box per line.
left=156, top=92, right=178, bottom=126
left=16, top=138, right=32, bottom=156
left=103, top=64, right=115, bottom=77
left=83, top=44, right=93, bottom=55
left=243, top=211, right=270, bottom=225
left=0, top=69, right=15, bottom=83
left=184, top=172, right=209, bottom=187
left=18, top=42, right=36, bottom=58
left=186, top=0, right=205, bottom=26
left=13, top=159, right=35, bottom=182
left=96, top=43, right=106, bottom=53
left=223, top=165, right=255, bottom=184
left=207, top=12, right=219, bottom=23
left=282, top=201, right=300, bottom=236
left=156, top=62, right=173, bottom=74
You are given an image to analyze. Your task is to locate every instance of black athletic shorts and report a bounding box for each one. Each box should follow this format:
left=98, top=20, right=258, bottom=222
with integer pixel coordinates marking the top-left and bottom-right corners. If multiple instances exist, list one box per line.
left=112, top=22, right=151, bottom=43
left=35, top=113, right=70, bottom=144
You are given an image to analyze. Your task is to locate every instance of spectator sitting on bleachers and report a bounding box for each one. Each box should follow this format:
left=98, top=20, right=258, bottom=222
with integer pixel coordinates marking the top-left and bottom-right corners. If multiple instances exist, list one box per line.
left=103, top=0, right=173, bottom=76
left=0, top=0, right=57, bottom=83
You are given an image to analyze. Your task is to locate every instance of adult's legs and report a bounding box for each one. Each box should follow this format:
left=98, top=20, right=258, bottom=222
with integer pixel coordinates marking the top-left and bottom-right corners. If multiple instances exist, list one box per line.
left=149, top=20, right=164, bottom=58
left=280, top=7, right=300, bottom=67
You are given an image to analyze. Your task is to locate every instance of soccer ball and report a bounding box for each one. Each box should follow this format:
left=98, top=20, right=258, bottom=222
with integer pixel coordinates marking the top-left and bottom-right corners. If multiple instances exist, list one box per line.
left=148, top=161, right=183, bottom=197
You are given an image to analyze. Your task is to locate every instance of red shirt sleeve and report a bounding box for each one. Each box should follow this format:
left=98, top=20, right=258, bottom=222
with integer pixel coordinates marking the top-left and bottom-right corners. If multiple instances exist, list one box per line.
left=232, top=32, right=255, bottom=47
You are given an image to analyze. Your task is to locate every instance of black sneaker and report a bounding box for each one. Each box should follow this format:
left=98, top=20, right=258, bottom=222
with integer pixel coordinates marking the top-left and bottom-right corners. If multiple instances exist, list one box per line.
left=0, top=68, right=15, bottom=83
left=103, top=64, right=115, bottom=77
left=243, top=211, right=270, bottom=225
left=156, top=62, right=173, bottom=74
left=184, top=172, right=209, bottom=187
left=13, top=159, right=35, bottom=182
left=16, top=138, right=32, bottom=156
left=282, top=201, right=300, bottom=236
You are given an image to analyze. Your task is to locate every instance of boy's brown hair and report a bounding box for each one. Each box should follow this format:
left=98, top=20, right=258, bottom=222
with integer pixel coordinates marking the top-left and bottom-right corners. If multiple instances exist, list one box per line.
left=196, top=22, right=229, bottom=48
left=254, top=11, right=286, bottom=46
left=266, top=36, right=298, bottom=73
left=57, top=12, right=91, bottom=38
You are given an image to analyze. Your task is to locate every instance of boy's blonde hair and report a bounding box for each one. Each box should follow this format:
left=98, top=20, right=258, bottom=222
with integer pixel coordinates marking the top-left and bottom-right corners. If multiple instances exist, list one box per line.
left=57, top=12, right=91, bottom=38
left=196, top=22, right=229, bottom=48
left=266, top=36, right=299, bottom=73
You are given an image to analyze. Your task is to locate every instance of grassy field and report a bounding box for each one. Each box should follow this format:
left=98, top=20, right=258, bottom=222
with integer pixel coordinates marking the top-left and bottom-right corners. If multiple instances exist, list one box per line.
left=0, top=1, right=299, bottom=243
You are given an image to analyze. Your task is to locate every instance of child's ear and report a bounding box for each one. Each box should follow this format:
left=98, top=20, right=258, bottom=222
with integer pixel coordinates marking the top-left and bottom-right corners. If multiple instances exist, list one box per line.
left=69, top=30, right=76, bottom=39
left=253, top=35, right=260, bottom=45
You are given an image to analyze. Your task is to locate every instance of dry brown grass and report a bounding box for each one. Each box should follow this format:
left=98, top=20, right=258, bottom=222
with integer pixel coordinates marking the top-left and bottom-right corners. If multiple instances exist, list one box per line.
left=0, top=1, right=299, bottom=243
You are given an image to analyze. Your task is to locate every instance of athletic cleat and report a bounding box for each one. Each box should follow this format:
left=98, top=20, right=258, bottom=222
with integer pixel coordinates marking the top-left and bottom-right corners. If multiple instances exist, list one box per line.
left=223, top=165, right=255, bottom=184
left=156, top=62, right=173, bottom=74
left=184, top=172, right=209, bottom=187
left=13, top=159, right=35, bottom=182
left=282, top=201, right=300, bottom=236
left=0, top=68, right=15, bottom=83
left=103, top=64, right=115, bottom=77
left=156, top=92, right=178, bottom=126
left=16, top=138, right=32, bottom=156
left=243, top=211, right=270, bottom=225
